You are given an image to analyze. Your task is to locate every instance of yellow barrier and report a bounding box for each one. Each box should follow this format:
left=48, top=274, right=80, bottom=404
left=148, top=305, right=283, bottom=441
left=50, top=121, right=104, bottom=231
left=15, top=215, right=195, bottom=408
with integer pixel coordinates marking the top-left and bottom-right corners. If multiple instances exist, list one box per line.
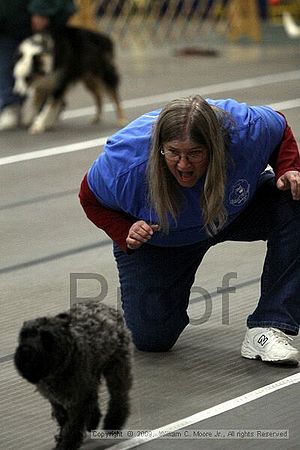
left=68, top=0, right=98, bottom=31
left=67, top=0, right=300, bottom=48
left=228, top=0, right=261, bottom=42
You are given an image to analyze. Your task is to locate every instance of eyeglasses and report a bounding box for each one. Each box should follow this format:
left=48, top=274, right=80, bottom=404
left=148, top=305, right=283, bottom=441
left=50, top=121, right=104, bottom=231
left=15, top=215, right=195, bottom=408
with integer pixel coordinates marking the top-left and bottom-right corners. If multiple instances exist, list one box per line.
left=160, top=148, right=207, bottom=163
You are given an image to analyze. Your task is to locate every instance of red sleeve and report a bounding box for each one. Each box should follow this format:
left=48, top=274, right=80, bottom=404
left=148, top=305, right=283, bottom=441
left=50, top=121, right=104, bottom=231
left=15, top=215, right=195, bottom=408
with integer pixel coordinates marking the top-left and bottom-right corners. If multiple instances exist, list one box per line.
left=269, top=113, right=300, bottom=179
left=79, top=174, right=134, bottom=253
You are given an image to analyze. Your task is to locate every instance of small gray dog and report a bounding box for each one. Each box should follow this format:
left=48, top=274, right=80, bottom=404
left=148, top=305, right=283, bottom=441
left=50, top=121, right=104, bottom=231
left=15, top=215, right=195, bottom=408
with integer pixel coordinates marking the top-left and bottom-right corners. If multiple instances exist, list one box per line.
left=14, top=301, right=133, bottom=450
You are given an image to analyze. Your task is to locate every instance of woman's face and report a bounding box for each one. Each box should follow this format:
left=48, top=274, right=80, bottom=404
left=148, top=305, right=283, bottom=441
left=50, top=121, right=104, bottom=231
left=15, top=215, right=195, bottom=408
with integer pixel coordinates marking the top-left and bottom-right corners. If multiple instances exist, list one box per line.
left=162, top=138, right=209, bottom=187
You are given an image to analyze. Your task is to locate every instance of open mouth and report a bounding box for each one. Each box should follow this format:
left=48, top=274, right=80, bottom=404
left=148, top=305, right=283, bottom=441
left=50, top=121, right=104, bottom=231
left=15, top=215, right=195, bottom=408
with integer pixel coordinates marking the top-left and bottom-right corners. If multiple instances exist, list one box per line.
left=178, top=170, right=194, bottom=182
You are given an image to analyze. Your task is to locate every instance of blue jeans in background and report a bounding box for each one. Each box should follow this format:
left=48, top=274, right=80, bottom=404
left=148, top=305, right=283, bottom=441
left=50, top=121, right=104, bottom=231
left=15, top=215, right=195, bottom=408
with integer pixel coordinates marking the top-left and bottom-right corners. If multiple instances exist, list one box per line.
left=0, top=35, right=23, bottom=110
left=114, top=178, right=300, bottom=352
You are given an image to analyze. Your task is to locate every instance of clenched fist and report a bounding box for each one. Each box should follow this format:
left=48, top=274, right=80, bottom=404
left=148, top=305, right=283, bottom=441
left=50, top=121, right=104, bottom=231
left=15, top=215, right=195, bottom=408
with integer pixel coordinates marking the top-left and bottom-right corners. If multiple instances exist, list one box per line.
left=126, top=221, right=160, bottom=250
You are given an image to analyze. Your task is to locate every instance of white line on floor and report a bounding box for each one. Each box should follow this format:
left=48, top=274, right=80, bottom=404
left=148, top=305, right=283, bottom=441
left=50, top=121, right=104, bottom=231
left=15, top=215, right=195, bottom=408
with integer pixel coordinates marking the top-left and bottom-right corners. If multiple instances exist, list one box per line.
left=62, top=69, right=300, bottom=120
left=0, top=137, right=106, bottom=166
left=107, top=372, right=300, bottom=449
left=1, top=98, right=300, bottom=167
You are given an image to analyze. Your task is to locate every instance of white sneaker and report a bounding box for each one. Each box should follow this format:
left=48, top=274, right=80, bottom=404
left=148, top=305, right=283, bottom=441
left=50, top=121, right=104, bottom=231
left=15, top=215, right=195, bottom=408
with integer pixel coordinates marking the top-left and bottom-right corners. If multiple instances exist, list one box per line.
left=0, top=105, right=20, bottom=130
left=241, top=327, right=299, bottom=366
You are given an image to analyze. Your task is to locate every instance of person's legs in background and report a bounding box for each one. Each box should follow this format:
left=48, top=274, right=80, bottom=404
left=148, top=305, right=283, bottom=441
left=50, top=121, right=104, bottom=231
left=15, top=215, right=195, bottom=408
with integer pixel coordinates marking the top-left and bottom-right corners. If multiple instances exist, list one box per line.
left=0, top=35, right=23, bottom=130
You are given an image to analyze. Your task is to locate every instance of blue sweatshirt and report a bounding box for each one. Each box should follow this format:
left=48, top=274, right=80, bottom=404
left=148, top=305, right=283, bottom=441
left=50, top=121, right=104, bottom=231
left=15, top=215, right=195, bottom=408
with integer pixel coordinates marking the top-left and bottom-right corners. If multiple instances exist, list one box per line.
left=87, top=98, right=285, bottom=246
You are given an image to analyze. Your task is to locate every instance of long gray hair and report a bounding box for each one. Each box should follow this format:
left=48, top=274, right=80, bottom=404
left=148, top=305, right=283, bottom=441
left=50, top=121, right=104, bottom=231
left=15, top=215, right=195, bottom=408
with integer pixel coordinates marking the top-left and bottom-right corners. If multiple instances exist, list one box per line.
left=147, top=95, right=230, bottom=235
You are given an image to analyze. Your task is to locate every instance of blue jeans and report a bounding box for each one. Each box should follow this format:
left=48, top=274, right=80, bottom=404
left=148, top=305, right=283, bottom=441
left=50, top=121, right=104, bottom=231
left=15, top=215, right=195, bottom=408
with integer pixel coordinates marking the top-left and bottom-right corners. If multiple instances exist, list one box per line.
left=114, top=179, right=300, bottom=351
left=0, top=35, right=23, bottom=110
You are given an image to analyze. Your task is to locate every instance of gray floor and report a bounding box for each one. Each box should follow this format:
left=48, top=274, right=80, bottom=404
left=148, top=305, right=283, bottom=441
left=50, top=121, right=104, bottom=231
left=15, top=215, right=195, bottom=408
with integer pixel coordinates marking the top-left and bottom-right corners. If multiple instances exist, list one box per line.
left=1, top=25, right=300, bottom=450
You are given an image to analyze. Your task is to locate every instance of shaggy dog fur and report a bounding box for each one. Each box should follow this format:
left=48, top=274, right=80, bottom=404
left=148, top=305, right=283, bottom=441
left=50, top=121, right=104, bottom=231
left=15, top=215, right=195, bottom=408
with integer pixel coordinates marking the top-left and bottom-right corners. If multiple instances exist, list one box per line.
left=13, top=26, right=126, bottom=134
left=14, top=301, right=133, bottom=450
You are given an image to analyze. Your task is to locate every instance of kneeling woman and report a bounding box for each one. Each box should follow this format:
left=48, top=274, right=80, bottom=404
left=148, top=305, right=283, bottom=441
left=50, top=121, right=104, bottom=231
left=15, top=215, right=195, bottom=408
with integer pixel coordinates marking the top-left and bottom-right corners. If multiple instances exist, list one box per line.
left=79, top=95, right=300, bottom=366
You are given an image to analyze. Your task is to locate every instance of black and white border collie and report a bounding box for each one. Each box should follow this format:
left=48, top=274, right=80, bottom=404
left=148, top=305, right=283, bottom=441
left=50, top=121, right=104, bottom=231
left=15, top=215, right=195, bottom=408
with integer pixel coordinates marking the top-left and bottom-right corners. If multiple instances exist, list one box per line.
left=13, top=26, right=126, bottom=134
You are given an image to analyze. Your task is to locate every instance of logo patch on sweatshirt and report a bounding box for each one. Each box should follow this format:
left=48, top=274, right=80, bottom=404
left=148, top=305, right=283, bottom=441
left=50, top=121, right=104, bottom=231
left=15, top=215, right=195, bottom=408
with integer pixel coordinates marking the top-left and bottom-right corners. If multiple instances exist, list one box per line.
left=229, top=179, right=250, bottom=206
